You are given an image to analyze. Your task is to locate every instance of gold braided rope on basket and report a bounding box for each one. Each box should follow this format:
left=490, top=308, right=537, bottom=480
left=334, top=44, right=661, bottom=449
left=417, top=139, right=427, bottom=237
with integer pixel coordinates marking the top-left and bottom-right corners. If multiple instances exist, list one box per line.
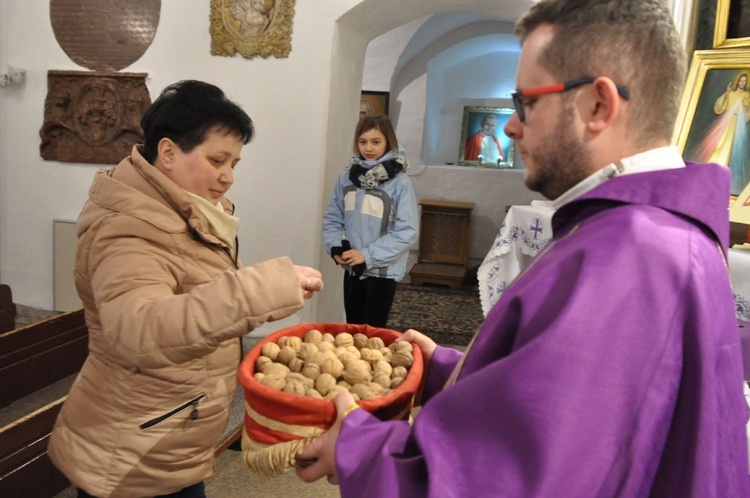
left=241, top=400, right=326, bottom=477
left=242, top=431, right=316, bottom=477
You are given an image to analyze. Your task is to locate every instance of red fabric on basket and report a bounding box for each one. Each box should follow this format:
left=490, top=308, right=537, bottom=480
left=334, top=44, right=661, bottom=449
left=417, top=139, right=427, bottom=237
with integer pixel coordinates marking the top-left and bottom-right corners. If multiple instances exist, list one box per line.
left=238, top=322, right=423, bottom=445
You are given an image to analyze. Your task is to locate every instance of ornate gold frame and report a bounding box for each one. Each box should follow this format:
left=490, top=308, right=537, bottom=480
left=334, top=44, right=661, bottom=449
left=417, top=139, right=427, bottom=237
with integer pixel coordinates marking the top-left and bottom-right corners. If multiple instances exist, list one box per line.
left=714, top=0, right=750, bottom=48
left=457, top=106, right=515, bottom=169
left=672, top=48, right=750, bottom=196
left=210, top=0, right=296, bottom=59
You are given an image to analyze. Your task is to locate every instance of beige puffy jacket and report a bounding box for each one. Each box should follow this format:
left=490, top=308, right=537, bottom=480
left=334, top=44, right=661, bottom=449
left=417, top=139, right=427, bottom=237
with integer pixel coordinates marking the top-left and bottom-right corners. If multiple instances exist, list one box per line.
left=48, top=147, right=304, bottom=497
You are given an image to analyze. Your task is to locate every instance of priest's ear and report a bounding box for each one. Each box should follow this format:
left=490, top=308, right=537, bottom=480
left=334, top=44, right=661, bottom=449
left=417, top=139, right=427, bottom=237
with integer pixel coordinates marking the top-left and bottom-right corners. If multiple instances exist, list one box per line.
left=583, top=76, right=623, bottom=133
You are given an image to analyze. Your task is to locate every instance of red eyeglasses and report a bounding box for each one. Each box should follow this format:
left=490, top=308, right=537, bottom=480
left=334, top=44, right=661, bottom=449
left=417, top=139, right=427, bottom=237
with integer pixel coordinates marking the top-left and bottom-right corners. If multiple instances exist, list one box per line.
left=511, top=77, right=630, bottom=122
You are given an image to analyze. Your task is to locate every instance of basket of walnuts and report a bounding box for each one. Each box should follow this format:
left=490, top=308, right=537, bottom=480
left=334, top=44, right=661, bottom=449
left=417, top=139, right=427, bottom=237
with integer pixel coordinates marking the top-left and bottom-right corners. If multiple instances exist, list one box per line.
left=238, top=322, right=423, bottom=476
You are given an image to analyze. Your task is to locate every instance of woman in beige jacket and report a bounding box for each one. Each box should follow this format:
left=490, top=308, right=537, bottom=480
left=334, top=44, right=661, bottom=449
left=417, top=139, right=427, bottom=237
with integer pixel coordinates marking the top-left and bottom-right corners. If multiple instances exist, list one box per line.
left=48, top=80, right=322, bottom=498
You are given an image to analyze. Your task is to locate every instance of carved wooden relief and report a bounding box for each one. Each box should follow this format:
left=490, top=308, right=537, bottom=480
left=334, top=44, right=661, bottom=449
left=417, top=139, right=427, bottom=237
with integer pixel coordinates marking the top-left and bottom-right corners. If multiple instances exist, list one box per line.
left=39, top=71, right=151, bottom=165
left=210, top=0, right=296, bottom=59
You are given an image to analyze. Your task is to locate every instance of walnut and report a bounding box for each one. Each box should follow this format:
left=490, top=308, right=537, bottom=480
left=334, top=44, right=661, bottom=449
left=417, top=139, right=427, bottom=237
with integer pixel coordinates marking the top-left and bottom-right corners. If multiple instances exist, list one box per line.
left=334, top=332, right=354, bottom=348
left=372, top=372, right=392, bottom=389
left=373, top=360, right=393, bottom=377
left=391, top=366, right=408, bottom=379
left=337, top=380, right=352, bottom=390
left=322, top=332, right=336, bottom=343
left=301, top=362, right=321, bottom=380
left=350, top=359, right=372, bottom=372
left=305, top=388, right=323, bottom=398
left=350, top=383, right=376, bottom=400
left=366, top=337, right=385, bottom=350
left=307, top=351, right=328, bottom=366
left=260, top=374, right=286, bottom=391
left=286, top=336, right=302, bottom=352
left=337, top=351, right=357, bottom=366
left=304, top=329, right=323, bottom=344
left=344, top=345, right=361, bottom=359
left=286, top=372, right=314, bottom=389
left=334, top=346, right=347, bottom=357
left=360, top=347, right=384, bottom=363
left=367, top=381, right=386, bottom=395
left=277, top=336, right=290, bottom=348
left=282, top=378, right=307, bottom=395
left=263, top=362, right=290, bottom=377
left=391, top=350, right=414, bottom=368
left=322, top=349, right=339, bottom=363
left=320, top=357, right=344, bottom=378
left=256, top=355, right=272, bottom=372
left=288, top=357, right=304, bottom=373
left=379, top=347, right=393, bottom=361
left=277, top=345, right=297, bottom=365
left=390, top=341, right=413, bottom=353
left=390, top=376, right=405, bottom=389
left=343, top=362, right=371, bottom=385
left=261, top=342, right=281, bottom=360
left=315, top=373, right=337, bottom=396
left=352, top=333, right=368, bottom=349
left=298, top=342, right=318, bottom=361
left=254, top=372, right=265, bottom=383
left=317, top=341, right=335, bottom=353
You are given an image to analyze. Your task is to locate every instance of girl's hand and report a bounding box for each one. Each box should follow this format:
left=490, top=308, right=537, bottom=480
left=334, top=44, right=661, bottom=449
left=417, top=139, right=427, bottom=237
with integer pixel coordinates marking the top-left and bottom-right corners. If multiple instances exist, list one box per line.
left=295, top=390, right=356, bottom=484
left=295, top=265, right=323, bottom=299
left=341, top=249, right=365, bottom=267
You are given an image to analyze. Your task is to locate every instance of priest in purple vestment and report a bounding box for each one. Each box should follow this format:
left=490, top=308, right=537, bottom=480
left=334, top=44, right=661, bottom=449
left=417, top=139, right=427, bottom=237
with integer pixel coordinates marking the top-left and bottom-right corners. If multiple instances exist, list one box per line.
left=295, top=0, right=750, bottom=496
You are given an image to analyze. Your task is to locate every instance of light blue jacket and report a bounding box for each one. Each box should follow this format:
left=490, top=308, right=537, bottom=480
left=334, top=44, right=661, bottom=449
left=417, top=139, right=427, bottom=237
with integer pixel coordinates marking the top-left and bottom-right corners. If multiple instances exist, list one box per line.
left=323, top=155, right=419, bottom=281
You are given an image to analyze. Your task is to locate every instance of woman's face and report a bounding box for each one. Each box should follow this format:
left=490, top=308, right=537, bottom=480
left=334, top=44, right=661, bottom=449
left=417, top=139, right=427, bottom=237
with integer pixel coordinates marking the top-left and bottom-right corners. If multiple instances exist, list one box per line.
left=358, top=127, right=387, bottom=161
left=160, top=128, right=244, bottom=204
left=739, top=74, right=748, bottom=90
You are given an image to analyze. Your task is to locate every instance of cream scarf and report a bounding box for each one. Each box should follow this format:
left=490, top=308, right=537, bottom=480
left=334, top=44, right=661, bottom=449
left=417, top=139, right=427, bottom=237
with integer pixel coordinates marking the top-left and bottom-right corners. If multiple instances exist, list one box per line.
left=185, top=191, right=240, bottom=258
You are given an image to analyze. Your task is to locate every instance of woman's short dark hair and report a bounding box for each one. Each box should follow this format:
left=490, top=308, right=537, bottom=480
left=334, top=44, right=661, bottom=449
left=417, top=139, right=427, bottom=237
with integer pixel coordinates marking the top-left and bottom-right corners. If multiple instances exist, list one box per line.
left=140, top=80, right=254, bottom=163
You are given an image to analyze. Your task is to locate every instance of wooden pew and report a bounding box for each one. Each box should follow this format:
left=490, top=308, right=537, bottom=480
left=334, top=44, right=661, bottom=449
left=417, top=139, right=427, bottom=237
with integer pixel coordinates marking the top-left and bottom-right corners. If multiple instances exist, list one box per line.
left=0, top=308, right=245, bottom=497
left=0, top=309, right=86, bottom=497
left=0, top=284, right=16, bottom=334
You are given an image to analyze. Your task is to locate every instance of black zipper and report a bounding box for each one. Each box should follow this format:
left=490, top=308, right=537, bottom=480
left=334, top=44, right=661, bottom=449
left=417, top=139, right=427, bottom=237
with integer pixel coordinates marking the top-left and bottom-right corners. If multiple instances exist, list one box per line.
left=139, top=393, right=207, bottom=430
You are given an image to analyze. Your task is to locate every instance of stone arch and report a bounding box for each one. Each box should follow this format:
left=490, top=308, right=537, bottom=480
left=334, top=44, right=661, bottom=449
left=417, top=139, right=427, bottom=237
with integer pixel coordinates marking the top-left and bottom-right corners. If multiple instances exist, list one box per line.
left=314, top=0, right=535, bottom=320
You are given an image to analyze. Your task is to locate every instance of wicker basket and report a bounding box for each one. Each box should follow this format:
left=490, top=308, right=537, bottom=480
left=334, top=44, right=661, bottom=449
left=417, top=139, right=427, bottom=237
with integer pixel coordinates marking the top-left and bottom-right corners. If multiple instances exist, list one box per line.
left=238, top=322, right=423, bottom=476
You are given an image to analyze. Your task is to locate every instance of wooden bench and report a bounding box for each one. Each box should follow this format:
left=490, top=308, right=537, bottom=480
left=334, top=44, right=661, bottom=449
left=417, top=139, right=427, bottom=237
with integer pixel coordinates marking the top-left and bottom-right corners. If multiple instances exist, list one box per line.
left=0, top=284, right=16, bottom=334
left=0, top=308, right=246, bottom=496
left=0, top=309, right=87, bottom=497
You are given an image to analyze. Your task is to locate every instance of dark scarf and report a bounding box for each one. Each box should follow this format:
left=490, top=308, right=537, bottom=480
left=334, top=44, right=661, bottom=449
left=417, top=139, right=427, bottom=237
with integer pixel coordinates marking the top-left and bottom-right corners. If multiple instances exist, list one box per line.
left=346, top=155, right=409, bottom=190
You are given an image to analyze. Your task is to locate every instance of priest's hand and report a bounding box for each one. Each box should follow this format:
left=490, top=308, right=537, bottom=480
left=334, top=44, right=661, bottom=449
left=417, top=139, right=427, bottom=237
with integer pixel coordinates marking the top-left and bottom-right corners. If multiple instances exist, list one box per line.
left=398, top=328, right=436, bottom=364
left=295, top=390, right=356, bottom=485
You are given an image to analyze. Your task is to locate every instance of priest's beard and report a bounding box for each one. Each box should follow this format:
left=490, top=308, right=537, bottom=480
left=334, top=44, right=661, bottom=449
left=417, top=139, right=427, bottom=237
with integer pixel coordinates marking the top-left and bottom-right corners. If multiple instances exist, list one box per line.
left=524, top=104, right=593, bottom=200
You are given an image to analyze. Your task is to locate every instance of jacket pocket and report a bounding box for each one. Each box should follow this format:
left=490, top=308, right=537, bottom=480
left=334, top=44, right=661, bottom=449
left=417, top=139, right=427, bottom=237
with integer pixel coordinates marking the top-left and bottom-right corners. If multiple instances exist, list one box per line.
left=139, top=393, right=207, bottom=430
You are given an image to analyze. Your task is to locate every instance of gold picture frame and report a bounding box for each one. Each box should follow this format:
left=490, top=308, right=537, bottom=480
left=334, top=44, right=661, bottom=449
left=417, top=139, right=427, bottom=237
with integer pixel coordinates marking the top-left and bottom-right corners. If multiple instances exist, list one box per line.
left=457, top=106, right=515, bottom=168
left=672, top=49, right=750, bottom=196
left=360, top=91, right=390, bottom=118
left=210, top=0, right=296, bottom=59
left=714, top=0, right=750, bottom=48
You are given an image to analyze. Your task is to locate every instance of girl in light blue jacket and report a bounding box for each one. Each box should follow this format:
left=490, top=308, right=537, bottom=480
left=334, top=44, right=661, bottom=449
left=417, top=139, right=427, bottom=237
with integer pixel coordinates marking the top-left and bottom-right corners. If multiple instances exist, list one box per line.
left=323, top=114, right=419, bottom=327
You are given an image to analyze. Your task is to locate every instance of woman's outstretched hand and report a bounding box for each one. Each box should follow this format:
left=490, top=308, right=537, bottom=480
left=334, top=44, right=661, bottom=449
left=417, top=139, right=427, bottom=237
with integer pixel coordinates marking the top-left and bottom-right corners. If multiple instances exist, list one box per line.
left=295, top=266, right=323, bottom=299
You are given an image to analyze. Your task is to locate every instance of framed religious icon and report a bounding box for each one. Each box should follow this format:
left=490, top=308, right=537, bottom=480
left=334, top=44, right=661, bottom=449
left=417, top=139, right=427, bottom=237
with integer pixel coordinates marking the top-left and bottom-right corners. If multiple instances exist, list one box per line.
left=210, top=0, right=296, bottom=59
left=458, top=106, right=515, bottom=168
left=360, top=91, right=390, bottom=118
left=714, top=0, right=750, bottom=48
left=672, top=49, right=750, bottom=196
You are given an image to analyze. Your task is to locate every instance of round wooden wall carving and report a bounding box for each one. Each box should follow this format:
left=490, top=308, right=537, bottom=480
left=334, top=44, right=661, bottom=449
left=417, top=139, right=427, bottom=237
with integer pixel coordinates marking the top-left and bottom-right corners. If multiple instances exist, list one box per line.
left=50, top=0, right=161, bottom=71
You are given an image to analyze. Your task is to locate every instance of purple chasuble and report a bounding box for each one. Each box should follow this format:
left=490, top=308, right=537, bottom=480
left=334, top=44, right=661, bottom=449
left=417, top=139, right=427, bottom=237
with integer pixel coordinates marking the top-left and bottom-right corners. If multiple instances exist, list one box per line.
left=336, top=162, right=750, bottom=497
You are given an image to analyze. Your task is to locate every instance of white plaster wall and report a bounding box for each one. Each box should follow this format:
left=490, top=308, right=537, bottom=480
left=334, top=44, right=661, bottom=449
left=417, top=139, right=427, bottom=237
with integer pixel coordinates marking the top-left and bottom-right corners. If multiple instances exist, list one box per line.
left=0, top=0, right=359, bottom=333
